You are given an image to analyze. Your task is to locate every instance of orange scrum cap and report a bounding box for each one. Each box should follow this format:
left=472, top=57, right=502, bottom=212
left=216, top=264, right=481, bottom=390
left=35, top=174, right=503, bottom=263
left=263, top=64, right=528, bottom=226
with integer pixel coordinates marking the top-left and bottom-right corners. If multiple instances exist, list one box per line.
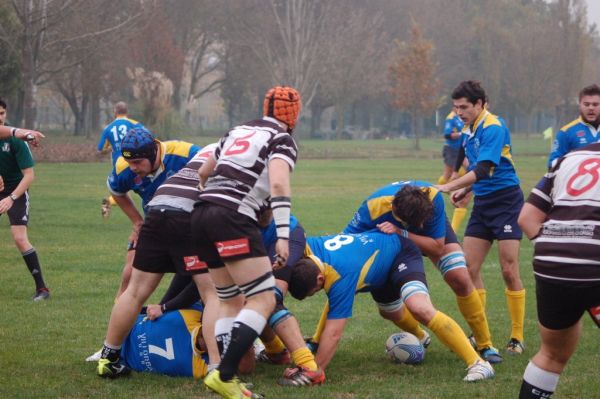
left=263, top=86, right=302, bottom=133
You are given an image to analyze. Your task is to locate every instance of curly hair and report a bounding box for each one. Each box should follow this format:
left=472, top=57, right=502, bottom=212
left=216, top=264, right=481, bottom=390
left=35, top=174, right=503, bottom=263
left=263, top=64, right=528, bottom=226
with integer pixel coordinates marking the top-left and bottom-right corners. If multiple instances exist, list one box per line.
left=391, top=185, right=434, bottom=228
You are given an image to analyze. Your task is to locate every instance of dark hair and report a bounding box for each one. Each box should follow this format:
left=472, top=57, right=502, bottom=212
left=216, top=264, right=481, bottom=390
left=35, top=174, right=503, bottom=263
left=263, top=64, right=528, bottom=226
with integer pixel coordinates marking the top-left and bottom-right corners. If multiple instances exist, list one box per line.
left=579, top=84, right=600, bottom=101
left=0, top=98, right=6, bottom=110
left=288, top=258, right=321, bottom=300
left=392, top=185, right=434, bottom=228
left=451, top=80, right=487, bottom=106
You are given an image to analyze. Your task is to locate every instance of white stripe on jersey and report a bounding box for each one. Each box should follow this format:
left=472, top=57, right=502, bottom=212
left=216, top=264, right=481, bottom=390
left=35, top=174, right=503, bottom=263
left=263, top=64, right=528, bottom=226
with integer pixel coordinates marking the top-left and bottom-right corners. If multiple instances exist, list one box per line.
left=536, top=237, right=600, bottom=245
left=534, top=255, right=600, bottom=265
left=541, top=219, right=600, bottom=226
left=531, top=187, right=551, bottom=203
left=534, top=271, right=600, bottom=282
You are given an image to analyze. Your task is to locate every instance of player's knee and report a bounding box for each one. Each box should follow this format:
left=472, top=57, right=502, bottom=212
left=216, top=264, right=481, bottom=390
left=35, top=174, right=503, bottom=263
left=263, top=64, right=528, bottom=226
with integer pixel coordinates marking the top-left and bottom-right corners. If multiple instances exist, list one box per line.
left=240, top=272, right=276, bottom=309
left=216, top=283, right=242, bottom=301
left=437, top=251, right=467, bottom=276
left=376, top=298, right=403, bottom=319
left=401, top=281, right=432, bottom=323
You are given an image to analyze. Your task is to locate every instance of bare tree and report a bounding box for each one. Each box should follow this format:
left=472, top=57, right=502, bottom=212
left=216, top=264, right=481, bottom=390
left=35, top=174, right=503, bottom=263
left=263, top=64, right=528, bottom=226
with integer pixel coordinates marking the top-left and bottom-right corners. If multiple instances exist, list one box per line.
left=0, top=0, right=145, bottom=127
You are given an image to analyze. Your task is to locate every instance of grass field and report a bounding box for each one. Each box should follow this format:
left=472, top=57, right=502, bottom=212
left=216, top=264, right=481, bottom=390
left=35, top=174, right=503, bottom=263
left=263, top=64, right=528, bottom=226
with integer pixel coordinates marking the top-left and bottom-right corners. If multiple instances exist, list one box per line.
left=1, top=139, right=599, bottom=398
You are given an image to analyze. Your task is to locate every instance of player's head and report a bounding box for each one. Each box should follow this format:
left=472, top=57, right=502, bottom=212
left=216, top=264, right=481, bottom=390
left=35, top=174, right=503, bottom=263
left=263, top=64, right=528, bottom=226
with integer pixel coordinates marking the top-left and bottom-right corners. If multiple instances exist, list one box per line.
left=451, top=81, right=486, bottom=125
left=114, top=101, right=128, bottom=117
left=392, top=185, right=434, bottom=229
left=288, top=257, right=324, bottom=300
left=0, top=98, right=7, bottom=125
left=578, top=84, right=600, bottom=124
left=121, top=126, right=158, bottom=176
left=263, top=86, right=302, bottom=133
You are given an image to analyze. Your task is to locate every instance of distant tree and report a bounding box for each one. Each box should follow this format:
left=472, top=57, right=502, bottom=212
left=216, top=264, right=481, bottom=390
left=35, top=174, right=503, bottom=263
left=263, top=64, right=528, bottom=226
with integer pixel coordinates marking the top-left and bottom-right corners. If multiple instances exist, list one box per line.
left=389, top=22, right=439, bottom=149
left=0, top=0, right=145, bottom=127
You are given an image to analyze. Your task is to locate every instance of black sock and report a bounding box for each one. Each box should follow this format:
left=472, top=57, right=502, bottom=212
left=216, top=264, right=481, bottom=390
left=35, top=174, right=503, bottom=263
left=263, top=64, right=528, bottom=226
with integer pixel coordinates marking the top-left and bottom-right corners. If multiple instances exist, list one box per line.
left=218, top=321, right=259, bottom=381
left=22, top=248, right=46, bottom=290
left=519, top=379, right=554, bottom=398
left=100, top=345, right=121, bottom=362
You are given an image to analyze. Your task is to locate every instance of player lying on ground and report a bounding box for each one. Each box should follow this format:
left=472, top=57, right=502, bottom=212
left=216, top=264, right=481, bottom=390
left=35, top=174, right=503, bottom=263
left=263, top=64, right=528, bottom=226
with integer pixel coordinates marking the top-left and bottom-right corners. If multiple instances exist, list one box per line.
left=119, top=302, right=255, bottom=379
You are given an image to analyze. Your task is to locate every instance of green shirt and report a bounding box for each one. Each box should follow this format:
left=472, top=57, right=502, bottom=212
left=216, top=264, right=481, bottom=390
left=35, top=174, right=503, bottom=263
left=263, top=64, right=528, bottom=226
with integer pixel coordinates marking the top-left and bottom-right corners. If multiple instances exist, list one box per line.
left=0, top=137, right=35, bottom=191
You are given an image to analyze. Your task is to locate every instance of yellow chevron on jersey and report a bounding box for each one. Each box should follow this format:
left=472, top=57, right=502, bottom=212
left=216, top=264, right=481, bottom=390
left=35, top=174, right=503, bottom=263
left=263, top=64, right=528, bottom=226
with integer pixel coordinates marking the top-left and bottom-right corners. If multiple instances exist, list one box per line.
left=307, top=254, right=341, bottom=292
left=366, top=186, right=438, bottom=221
left=163, top=140, right=195, bottom=158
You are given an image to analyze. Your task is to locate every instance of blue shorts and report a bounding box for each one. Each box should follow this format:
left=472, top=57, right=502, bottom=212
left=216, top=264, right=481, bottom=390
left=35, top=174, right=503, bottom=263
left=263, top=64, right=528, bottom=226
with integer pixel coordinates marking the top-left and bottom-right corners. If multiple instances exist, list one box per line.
left=370, top=237, right=428, bottom=304
left=465, top=185, right=523, bottom=241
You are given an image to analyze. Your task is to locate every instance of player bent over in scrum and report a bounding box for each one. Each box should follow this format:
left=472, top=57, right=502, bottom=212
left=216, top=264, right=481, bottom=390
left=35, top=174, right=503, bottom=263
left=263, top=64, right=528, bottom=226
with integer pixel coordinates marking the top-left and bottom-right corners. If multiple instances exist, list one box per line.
left=345, top=181, right=501, bottom=363
left=289, top=231, right=494, bottom=382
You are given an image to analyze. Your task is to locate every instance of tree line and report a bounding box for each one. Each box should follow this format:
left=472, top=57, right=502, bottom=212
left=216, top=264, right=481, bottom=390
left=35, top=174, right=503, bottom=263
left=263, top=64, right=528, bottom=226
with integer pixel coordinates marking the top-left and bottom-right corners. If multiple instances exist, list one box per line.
left=0, top=0, right=597, bottom=142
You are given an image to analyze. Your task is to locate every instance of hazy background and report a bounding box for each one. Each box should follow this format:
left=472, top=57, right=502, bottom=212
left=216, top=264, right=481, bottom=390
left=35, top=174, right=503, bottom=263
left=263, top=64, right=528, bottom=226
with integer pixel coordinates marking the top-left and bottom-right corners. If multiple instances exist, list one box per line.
left=0, top=0, right=598, bottom=146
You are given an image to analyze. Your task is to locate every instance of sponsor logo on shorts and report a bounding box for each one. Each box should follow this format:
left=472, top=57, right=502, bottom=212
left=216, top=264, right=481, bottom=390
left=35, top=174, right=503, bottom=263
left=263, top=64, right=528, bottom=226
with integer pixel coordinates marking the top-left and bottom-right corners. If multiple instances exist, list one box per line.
left=215, top=238, right=250, bottom=257
left=503, top=224, right=513, bottom=233
left=183, top=255, right=207, bottom=271
left=2, top=143, right=10, bottom=152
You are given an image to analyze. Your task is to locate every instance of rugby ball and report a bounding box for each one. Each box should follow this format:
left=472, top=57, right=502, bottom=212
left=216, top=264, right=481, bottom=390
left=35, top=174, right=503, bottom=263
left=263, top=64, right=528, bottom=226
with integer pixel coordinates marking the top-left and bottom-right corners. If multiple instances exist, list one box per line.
left=385, top=332, right=425, bottom=364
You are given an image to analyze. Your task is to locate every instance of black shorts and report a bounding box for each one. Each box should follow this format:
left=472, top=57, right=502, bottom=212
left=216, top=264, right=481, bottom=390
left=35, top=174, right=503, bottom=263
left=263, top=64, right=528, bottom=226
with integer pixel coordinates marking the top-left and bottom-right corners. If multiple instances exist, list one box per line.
left=370, top=237, right=428, bottom=304
left=0, top=190, right=29, bottom=226
left=444, top=218, right=459, bottom=244
left=190, top=202, right=267, bottom=268
left=133, top=208, right=208, bottom=275
left=465, top=185, right=523, bottom=241
left=442, top=145, right=460, bottom=167
left=535, top=277, right=600, bottom=330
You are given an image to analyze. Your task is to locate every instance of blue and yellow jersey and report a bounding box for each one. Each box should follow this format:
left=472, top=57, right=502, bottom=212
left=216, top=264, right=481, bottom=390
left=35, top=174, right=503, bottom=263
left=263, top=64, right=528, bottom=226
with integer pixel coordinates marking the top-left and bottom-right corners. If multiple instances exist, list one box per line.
left=548, top=117, right=600, bottom=168
left=97, top=117, right=143, bottom=165
left=120, top=302, right=209, bottom=378
left=344, top=181, right=446, bottom=239
left=443, top=111, right=464, bottom=149
left=107, top=140, right=200, bottom=211
left=306, top=232, right=405, bottom=319
left=462, top=111, right=520, bottom=196
left=261, top=214, right=299, bottom=247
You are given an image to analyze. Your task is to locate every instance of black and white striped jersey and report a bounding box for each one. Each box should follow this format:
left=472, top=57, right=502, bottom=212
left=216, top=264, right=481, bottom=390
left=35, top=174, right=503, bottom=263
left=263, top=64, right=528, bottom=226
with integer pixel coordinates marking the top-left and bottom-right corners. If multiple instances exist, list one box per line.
left=199, top=117, right=297, bottom=221
left=527, top=142, right=600, bottom=285
left=148, top=143, right=218, bottom=213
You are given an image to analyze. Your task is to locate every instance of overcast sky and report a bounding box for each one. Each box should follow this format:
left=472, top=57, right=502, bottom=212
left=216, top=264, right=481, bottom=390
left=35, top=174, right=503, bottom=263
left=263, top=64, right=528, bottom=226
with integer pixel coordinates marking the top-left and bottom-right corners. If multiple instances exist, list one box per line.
left=586, top=0, right=600, bottom=28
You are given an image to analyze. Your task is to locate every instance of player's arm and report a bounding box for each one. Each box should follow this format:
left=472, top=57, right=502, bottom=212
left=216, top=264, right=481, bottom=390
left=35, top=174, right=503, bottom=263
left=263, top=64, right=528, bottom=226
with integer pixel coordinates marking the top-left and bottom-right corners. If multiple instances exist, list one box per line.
left=405, top=233, right=444, bottom=258
left=197, top=156, right=216, bottom=190
left=269, top=158, right=292, bottom=264
left=314, top=318, right=347, bottom=370
left=518, top=203, right=547, bottom=241
left=0, top=126, right=44, bottom=146
left=112, top=193, right=144, bottom=243
left=0, top=168, right=33, bottom=214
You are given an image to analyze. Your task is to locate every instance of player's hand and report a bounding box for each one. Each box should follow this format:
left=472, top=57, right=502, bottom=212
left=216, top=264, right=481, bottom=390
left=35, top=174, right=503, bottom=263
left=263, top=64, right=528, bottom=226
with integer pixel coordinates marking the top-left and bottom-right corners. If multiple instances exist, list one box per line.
left=146, top=304, right=164, bottom=320
left=376, top=222, right=401, bottom=235
left=435, top=183, right=451, bottom=193
left=274, top=239, right=289, bottom=268
left=0, top=175, right=4, bottom=192
left=15, top=129, right=44, bottom=147
left=128, top=221, right=143, bottom=245
left=0, top=196, right=15, bottom=214
left=450, top=188, right=468, bottom=207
